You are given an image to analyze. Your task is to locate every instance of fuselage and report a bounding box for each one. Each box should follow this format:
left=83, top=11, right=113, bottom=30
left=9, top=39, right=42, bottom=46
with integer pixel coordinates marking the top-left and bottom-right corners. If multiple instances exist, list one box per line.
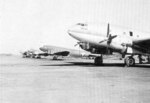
left=68, top=23, right=150, bottom=55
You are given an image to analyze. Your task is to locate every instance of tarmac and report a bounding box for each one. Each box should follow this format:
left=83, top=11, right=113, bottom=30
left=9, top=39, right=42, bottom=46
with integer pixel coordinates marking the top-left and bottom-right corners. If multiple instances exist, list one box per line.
left=0, top=55, right=150, bottom=103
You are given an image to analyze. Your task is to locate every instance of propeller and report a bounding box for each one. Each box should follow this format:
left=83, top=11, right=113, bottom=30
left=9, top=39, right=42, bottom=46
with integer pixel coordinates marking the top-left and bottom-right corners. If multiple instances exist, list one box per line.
left=74, top=42, right=83, bottom=47
left=99, top=23, right=117, bottom=44
left=99, top=23, right=117, bottom=54
left=107, top=23, right=110, bottom=37
left=106, top=23, right=117, bottom=45
left=74, top=42, right=79, bottom=47
left=74, top=42, right=82, bottom=55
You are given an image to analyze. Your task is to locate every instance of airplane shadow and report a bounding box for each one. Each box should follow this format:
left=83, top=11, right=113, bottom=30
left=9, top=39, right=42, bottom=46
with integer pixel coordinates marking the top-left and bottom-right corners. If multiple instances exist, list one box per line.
left=133, top=64, right=150, bottom=68
left=40, top=62, right=94, bottom=67
left=49, top=59, right=64, bottom=61
left=67, top=62, right=124, bottom=67
left=40, top=61, right=150, bottom=68
left=38, top=58, right=65, bottom=61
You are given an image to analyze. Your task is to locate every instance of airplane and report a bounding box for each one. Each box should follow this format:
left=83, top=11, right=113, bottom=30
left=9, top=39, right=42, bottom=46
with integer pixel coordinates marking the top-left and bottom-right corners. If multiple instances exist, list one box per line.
left=68, top=23, right=150, bottom=67
left=39, top=45, right=93, bottom=60
left=21, top=49, right=48, bottom=59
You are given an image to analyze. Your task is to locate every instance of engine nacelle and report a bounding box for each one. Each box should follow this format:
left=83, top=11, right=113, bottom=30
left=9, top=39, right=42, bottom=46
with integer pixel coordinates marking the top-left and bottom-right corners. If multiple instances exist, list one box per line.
left=79, top=43, right=91, bottom=51
left=79, top=43, right=113, bottom=54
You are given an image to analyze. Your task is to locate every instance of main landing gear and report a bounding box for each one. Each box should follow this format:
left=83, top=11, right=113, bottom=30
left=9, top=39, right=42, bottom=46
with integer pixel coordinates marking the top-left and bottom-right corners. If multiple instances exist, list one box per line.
left=124, top=56, right=135, bottom=67
left=53, top=56, right=58, bottom=60
left=36, top=55, right=41, bottom=59
left=124, top=55, right=150, bottom=66
left=94, top=55, right=103, bottom=66
left=94, top=54, right=149, bottom=67
left=94, top=55, right=136, bottom=66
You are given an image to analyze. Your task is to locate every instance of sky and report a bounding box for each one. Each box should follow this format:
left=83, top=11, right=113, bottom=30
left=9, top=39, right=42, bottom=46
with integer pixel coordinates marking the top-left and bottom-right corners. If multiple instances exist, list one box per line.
left=0, top=0, right=150, bottom=54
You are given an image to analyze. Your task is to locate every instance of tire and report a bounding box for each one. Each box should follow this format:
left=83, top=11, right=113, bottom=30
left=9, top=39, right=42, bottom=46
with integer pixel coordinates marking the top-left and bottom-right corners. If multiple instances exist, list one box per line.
left=94, top=56, right=103, bottom=66
left=37, top=56, right=41, bottom=59
left=53, top=56, right=58, bottom=60
left=124, top=56, right=135, bottom=67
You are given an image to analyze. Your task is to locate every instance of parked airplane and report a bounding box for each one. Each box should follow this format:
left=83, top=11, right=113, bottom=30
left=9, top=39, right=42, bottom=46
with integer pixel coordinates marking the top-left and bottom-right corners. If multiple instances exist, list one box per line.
left=21, top=49, right=48, bottom=58
left=68, top=23, right=150, bottom=66
left=39, top=45, right=92, bottom=60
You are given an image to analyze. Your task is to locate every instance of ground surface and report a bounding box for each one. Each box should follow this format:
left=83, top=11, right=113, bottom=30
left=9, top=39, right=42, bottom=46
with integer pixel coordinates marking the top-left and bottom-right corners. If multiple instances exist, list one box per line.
left=0, top=56, right=150, bottom=103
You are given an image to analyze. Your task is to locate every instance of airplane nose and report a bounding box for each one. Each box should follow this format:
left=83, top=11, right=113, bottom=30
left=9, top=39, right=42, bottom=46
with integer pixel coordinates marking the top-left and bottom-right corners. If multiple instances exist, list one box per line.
left=67, top=29, right=72, bottom=36
left=67, top=23, right=86, bottom=40
left=40, top=47, right=46, bottom=51
left=67, top=24, right=80, bottom=37
left=67, top=29, right=77, bottom=38
left=67, top=27, right=75, bottom=36
left=39, top=47, right=43, bottom=51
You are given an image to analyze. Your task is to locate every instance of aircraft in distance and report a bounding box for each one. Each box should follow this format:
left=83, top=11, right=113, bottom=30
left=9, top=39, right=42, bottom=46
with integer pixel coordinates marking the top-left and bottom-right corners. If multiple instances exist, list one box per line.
left=21, top=49, right=48, bottom=58
left=39, top=45, right=92, bottom=60
left=68, top=23, right=150, bottom=66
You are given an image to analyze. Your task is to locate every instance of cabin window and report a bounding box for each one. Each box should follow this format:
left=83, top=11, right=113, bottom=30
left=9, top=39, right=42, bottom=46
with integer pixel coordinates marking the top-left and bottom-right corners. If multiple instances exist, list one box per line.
left=77, top=23, right=87, bottom=26
left=129, top=31, right=133, bottom=36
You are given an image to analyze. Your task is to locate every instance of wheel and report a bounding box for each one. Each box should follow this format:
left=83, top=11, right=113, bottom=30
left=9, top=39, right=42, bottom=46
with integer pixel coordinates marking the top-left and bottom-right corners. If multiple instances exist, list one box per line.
left=31, top=55, right=35, bottom=58
left=124, top=56, right=135, bottom=67
left=94, top=56, right=103, bottom=66
left=37, top=56, right=41, bottom=59
left=53, top=56, right=58, bottom=60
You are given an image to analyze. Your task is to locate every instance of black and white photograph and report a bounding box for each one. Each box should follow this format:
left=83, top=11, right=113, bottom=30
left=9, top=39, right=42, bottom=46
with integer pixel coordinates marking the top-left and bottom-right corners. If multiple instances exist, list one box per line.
left=0, top=0, right=150, bottom=103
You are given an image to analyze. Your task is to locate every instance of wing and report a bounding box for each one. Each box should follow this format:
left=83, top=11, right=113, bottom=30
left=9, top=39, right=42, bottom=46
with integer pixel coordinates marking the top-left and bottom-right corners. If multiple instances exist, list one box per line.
left=38, top=53, right=49, bottom=56
left=133, top=38, right=150, bottom=54
left=133, top=38, right=150, bottom=48
left=53, top=51, right=70, bottom=56
left=41, top=45, right=71, bottom=56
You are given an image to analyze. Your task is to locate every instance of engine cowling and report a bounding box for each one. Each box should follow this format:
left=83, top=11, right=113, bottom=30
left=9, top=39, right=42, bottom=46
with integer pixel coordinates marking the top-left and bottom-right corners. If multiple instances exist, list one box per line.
left=79, top=42, right=112, bottom=54
left=110, top=33, right=133, bottom=54
left=79, top=43, right=91, bottom=51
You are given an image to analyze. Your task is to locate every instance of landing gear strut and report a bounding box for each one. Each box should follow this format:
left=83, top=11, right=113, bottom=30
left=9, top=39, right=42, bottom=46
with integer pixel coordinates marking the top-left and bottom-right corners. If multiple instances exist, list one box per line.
left=124, top=56, right=135, bottom=67
left=94, top=55, right=103, bottom=66
left=138, top=54, right=143, bottom=64
left=36, top=56, right=41, bottom=59
left=148, top=56, right=150, bottom=63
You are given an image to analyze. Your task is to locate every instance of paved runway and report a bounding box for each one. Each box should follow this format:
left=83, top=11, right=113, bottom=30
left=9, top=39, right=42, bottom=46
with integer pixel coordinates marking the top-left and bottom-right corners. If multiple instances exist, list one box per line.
left=0, top=55, right=150, bottom=103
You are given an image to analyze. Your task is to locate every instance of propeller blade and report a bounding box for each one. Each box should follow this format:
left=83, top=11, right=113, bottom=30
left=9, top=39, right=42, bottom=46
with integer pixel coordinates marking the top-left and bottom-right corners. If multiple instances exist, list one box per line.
left=110, top=35, right=117, bottom=39
left=99, top=23, right=110, bottom=44
left=107, top=35, right=117, bottom=45
left=107, top=23, right=110, bottom=37
left=99, top=39, right=108, bottom=44
left=74, top=43, right=79, bottom=47
left=99, top=23, right=117, bottom=54
left=74, top=42, right=83, bottom=47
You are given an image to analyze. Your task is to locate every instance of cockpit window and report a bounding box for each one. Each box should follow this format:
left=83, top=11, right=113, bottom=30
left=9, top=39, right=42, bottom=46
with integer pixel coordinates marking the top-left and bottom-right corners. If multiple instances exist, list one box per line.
left=76, top=23, right=87, bottom=26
